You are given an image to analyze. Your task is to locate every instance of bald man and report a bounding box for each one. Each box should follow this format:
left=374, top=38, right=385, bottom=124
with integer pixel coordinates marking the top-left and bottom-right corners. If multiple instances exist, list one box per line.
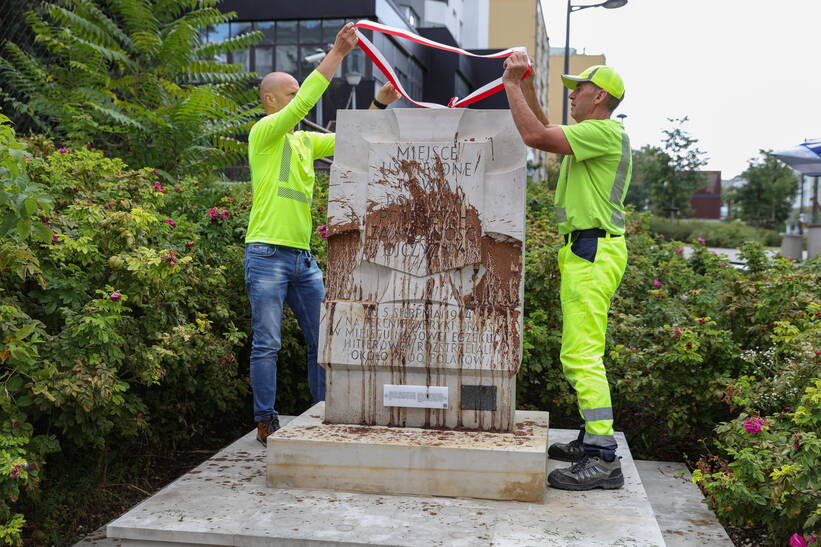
left=245, top=23, right=401, bottom=445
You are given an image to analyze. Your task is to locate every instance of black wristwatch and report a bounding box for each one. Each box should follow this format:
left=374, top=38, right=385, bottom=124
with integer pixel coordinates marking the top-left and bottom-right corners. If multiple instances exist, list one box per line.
left=372, top=98, right=388, bottom=110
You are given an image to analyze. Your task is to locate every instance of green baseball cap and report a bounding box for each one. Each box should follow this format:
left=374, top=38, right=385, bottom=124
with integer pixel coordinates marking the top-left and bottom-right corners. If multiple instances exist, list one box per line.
left=562, top=65, right=625, bottom=100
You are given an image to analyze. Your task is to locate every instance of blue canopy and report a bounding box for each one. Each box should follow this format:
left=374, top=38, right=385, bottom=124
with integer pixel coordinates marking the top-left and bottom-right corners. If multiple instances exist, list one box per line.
left=774, top=139, right=821, bottom=176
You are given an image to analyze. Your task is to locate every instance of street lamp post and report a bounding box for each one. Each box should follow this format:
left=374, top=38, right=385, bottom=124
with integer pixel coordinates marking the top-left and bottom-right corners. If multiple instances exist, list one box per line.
left=345, top=49, right=364, bottom=110
left=562, top=0, right=628, bottom=125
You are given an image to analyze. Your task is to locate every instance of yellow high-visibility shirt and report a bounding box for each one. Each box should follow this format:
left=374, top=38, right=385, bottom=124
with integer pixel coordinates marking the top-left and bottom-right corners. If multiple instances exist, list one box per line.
left=245, top=70, right=335, bottom=249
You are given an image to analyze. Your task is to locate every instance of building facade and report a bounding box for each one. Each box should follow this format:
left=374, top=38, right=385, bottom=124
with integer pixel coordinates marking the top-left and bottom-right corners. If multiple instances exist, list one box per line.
left=486, top=0, right=550, bottom=180
left=690, top=171, right=722, bottom=220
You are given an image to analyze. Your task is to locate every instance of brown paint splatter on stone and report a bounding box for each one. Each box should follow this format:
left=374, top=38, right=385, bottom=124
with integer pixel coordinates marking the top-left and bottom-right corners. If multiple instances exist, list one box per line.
left=363, top=157, right=481, bottom=275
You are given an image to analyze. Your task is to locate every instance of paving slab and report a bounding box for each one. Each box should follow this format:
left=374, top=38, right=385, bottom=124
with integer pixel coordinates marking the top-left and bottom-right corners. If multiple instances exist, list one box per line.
left=100, top=426, right=664, bottom=546
left=636, top=460, right=733, bottom=546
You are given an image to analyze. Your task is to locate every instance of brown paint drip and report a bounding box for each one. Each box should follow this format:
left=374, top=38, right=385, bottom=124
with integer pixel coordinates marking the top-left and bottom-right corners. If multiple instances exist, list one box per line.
left=325, top=231, right=360, bottom=301
left=363, top=157, right=481, bottom=275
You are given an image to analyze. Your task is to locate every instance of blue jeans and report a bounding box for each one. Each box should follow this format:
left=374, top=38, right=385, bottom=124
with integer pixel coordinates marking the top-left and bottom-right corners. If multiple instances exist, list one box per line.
left=244, top=243, right=326, bottom=422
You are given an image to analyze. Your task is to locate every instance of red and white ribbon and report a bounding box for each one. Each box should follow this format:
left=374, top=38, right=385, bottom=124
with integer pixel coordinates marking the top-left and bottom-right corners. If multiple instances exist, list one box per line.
left=353, top=20, right=530, bottom=109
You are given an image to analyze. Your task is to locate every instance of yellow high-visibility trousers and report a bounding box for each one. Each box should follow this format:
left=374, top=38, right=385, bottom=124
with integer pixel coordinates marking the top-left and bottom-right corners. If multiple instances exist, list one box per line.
left=558, top=234, right=627, bottom=448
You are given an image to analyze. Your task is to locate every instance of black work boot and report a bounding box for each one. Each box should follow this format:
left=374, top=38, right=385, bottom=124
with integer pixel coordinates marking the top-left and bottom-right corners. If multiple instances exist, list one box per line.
left=548, top=426, right=585, bottom=462
left=256, top=415, right=280, bottom=446
left=547, top=453, right=624, bottom=491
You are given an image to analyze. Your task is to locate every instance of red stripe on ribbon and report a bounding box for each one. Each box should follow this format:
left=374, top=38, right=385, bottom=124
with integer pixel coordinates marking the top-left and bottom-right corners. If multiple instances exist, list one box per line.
left=353, top=20, right=530, bottom=109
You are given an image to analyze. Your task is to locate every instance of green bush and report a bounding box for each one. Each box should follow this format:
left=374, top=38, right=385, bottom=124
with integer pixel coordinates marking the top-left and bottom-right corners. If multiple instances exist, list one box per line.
left=648, top=216, right=782, bottom=248
left=0, top=114, right=336, bottom=541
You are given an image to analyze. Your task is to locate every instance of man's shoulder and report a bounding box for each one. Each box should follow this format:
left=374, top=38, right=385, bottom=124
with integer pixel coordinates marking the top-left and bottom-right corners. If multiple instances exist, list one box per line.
left=249, top=114, right=285, bottom=143
left=570, top=119, right=625, bottom=146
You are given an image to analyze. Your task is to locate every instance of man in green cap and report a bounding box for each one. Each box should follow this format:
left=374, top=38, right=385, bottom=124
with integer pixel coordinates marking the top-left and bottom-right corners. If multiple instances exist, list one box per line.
left=502, top=52, right=631, bottom=491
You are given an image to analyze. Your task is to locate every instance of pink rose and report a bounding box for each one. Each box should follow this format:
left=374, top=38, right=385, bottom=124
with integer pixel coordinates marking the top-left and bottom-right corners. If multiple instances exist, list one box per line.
left=696, top=237, right=705, bottom=244
left=676, top=247, right=684, bottom=254
left=57, top=147, right=69, bottom=154
left=653, top=280, right=663, bottom=287
left=163, top=219, right=176, bottom=228
left=672, top=327, right=682, bottom=339
left=790, top=534, right=807, bottom=547
left=110, top=292, right=122, bottom=302
left=743, top=416, right=771, bottom=435
left=316, top=225, right=328, bottom=240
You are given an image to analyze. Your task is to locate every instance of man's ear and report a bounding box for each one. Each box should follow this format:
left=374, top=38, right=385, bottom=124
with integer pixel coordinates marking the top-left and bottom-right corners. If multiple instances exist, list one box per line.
left=593, top=87, right=608, bottom=105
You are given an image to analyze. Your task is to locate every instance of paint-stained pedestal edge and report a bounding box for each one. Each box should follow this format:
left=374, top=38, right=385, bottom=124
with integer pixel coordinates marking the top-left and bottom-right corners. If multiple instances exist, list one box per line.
left=266, top=402, right=549, bottom=502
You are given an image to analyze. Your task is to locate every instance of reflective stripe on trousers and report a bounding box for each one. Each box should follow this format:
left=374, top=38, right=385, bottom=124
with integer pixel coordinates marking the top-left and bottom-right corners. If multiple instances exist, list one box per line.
left=558, top=234, right=627, bottom=448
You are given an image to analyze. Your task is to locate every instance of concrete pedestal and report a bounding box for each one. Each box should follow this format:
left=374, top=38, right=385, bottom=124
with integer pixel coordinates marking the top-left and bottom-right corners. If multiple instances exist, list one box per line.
left=779, top=233, right=804, bottom=260
left=808, top=225, right=821, bottom=259
left=266, top=402, right=549, bottom=502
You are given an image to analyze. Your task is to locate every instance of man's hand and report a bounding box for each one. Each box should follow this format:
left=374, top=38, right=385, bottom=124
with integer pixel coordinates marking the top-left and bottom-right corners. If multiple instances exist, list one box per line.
left=503, top=51, right=530, bottom=85
left=317, top=23, right=358, bottom=80
left=374, top=82, right=402, bottom=106
left=521, top=56, right=535, bottom=88
left=331, top=22, right=358, bottom=56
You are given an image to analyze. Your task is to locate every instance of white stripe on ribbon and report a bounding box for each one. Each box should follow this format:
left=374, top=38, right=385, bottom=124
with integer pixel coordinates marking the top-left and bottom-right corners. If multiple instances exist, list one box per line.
left=353, top=20, right=530, bottom=109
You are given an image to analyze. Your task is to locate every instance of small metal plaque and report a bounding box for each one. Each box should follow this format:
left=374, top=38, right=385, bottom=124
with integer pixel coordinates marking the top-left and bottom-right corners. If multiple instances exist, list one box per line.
left=460, top=385, right=497, bottom=411
left=383, top=384, right=448, bottom=409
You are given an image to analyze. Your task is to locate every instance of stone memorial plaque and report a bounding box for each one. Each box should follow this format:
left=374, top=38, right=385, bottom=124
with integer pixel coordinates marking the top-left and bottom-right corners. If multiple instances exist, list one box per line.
left=320, top=109, right=526, bottom=431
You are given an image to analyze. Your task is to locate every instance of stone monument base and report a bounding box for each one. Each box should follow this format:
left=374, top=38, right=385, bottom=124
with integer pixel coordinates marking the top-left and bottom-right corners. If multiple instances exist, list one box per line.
left=266, top=402, right=549, bottom=502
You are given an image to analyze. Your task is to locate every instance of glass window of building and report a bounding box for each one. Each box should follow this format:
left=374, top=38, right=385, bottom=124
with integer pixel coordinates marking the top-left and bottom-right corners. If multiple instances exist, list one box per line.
left=255, top=46, right=273, bottom=75
left=276, top=45, right=299, bottom=75
left=233, top=49, right=250, bottom=71
left=256, top=21, right=275, bottom=45
left=277, top=20, right=298, bottom=44
left=300, top=45, right=325, bottom=80
left=300, top=20, right=322, bottom=43
left=207, top=23, right=229, bottom=43
left=322, top=19, right=345, bottom=43
left=230, top=21, right=253, bottom=37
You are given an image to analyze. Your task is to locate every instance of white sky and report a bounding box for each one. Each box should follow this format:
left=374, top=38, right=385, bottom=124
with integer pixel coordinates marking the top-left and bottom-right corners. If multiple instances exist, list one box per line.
left=539, top=0, right=821, bottom=178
